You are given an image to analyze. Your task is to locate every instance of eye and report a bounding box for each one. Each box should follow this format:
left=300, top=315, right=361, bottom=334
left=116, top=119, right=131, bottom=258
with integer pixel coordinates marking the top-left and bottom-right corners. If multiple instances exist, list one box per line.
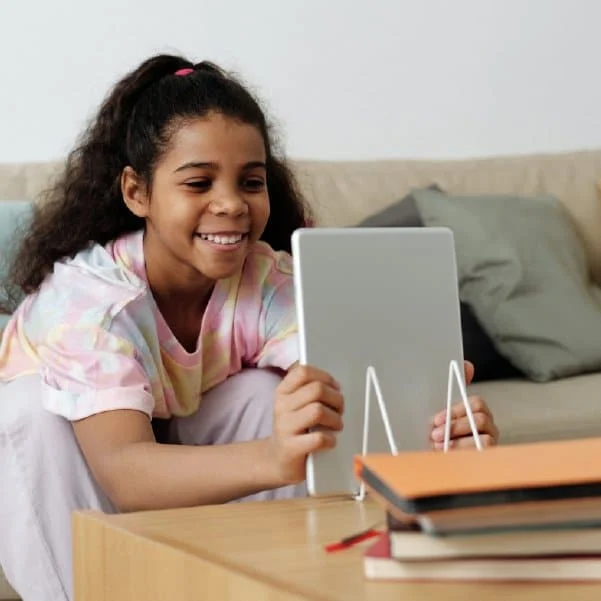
left=185, top=179, right=212, bottom=192
left=242, top=177, right=266, bottom=192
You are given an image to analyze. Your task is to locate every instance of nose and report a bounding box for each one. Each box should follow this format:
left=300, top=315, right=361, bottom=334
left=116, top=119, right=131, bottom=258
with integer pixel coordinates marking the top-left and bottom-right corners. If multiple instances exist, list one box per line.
left=209, top=188, right=248, bottom=217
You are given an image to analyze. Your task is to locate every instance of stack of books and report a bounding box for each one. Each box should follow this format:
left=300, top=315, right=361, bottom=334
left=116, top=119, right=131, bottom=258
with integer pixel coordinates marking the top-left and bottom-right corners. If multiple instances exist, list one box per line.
left=354, top=437, right=601, bottom=581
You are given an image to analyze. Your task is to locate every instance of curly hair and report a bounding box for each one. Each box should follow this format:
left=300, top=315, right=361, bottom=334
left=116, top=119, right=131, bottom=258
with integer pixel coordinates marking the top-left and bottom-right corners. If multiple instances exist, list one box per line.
left=6, top=54, right=311, bottom=304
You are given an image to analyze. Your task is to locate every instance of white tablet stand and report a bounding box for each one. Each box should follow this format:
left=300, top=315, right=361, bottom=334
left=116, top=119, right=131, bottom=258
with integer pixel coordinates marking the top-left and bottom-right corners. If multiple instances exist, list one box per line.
left=355, top=360, right=483, bottom=501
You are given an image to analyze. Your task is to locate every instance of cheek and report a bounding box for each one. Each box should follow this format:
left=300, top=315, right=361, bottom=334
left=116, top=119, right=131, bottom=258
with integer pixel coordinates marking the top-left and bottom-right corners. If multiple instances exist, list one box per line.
left=151, top=192, right=200, bottom=227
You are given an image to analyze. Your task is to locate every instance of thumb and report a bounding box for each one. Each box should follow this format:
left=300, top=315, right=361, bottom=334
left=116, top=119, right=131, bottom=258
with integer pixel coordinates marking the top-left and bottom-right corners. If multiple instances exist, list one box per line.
left=464, top=361, right=475, bottom=385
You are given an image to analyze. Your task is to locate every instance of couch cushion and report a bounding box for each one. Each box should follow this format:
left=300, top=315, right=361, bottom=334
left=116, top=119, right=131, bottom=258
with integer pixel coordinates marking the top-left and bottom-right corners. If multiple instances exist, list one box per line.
left=0, top=162, right=62, bottom=203
left=356, top=187, right=522, bottom=383
left=413, top=188, right=601, bottom=382
left=471, top=373, right=601, bottom=446
left=356, top=186, right=430, bottom=228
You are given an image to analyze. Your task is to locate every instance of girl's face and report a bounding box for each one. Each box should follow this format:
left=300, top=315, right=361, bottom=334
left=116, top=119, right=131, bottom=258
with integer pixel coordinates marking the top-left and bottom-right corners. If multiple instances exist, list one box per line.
left=123, top=112, right=270, bottom=289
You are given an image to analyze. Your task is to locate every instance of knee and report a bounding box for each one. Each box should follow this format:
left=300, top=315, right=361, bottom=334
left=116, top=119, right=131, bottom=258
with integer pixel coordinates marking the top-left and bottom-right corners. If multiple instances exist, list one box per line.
left=235, top=368, right=282, bottom=410
left=175, top=369, right=283, bottom=446
left=237, top=368, right=282, bottom=395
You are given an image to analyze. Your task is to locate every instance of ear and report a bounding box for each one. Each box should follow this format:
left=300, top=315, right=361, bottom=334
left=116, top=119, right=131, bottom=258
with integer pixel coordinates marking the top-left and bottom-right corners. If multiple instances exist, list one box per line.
left=121, top=166, right=150, bottom=218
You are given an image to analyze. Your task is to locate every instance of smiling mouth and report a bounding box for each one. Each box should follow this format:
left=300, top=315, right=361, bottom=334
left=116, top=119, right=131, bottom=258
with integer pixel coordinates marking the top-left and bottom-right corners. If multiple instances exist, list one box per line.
left=196, top=232, right=248, bottom=246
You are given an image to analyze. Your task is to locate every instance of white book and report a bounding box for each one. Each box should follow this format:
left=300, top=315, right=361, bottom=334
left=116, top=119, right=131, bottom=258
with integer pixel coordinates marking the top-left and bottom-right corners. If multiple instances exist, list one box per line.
left=389, top=525, right=601, bottom=560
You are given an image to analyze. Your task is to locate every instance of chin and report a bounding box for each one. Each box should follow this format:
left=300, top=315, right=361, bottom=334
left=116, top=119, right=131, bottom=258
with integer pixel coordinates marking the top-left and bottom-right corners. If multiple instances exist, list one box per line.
left=197, top=263, right=244, bottom=281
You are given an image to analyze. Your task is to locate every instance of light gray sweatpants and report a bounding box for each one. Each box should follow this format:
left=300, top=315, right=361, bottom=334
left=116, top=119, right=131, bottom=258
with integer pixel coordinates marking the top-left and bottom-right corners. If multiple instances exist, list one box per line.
left=0, top=369, right=306, bottom=601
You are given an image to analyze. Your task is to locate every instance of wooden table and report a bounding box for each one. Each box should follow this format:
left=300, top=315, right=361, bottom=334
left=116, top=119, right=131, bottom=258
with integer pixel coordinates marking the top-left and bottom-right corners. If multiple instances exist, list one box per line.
left=73, top=496, right=601, bottom=601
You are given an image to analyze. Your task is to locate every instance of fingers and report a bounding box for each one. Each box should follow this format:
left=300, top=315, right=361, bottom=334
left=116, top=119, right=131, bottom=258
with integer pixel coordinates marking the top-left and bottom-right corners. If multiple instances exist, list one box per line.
left=270, top=365, right=343, bottom=485
left=432, top=434, right=496, bottom=451
left=277, top=379, right=344, bottom=415
left=431, top=411, right=498, bottom=443
left=278, top=364, right=340, bottom=395
left=464, top=360, right=475, bottom=385
left=289, top=430, right=338, bottom=457
left=278, top=401, right=344, bottom=437
left=431, top=395, right=492, bottom=427
left=274, top=364, right=344, bottom=442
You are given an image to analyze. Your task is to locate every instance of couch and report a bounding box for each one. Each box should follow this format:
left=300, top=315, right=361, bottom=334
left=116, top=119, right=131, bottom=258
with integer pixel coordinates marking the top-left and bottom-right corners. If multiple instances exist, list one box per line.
left=1, top=150, right=601, bottom=600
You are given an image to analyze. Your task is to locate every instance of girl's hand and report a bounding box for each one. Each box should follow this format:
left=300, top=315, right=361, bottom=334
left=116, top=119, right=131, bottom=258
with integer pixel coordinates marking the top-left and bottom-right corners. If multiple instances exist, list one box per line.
left=429, top=361, right=499, bottom=450
left=270, top=364, right=344, bottom=485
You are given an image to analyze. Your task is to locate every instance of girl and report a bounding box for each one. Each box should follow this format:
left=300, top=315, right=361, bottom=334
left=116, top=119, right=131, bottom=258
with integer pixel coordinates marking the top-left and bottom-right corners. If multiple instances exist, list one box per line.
left=0, top=54, right=498, bottom=601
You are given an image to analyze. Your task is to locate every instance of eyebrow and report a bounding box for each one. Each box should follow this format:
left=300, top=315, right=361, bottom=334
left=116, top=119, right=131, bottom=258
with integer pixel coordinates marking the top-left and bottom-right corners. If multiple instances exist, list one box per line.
left=173, top=161, right=266, bottom=173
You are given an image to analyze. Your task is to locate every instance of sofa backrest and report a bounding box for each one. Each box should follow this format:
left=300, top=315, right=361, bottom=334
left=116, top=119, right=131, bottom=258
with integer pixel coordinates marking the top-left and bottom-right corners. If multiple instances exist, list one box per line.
left=1, top=150, right=601, bottom=279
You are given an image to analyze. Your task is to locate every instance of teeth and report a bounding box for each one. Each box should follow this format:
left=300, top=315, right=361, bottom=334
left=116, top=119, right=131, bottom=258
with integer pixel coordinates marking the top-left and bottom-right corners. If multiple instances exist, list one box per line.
left=199, top=233, right=244, bottom=245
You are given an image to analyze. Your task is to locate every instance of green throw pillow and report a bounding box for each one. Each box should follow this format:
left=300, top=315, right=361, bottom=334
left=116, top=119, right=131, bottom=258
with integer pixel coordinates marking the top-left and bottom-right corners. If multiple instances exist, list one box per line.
left=412, top=188, right=601, bottom=382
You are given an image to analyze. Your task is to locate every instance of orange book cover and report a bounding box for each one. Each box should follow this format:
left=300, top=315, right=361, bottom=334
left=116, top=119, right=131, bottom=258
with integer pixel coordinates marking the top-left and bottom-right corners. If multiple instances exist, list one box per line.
left=354, top=437, right=601, bottom=513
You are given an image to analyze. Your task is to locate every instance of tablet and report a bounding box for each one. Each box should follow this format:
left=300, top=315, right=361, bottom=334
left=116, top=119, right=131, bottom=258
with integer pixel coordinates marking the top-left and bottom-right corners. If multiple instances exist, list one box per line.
left=291, top=227, right=465, bottom=497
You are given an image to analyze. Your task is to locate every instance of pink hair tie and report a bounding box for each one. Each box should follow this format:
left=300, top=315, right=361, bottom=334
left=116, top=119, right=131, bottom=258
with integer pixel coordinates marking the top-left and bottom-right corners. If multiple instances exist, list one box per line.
left=174, top=68, right=194, bottom=76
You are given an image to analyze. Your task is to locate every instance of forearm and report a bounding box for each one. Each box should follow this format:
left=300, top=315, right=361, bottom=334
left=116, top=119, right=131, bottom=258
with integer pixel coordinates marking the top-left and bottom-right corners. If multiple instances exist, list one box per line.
left=100, top=438, right=282, bottom=512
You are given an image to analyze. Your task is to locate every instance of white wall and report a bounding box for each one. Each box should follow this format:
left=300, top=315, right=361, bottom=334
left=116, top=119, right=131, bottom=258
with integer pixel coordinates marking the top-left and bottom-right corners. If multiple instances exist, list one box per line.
left=1, top=0, right=600, bottom=162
